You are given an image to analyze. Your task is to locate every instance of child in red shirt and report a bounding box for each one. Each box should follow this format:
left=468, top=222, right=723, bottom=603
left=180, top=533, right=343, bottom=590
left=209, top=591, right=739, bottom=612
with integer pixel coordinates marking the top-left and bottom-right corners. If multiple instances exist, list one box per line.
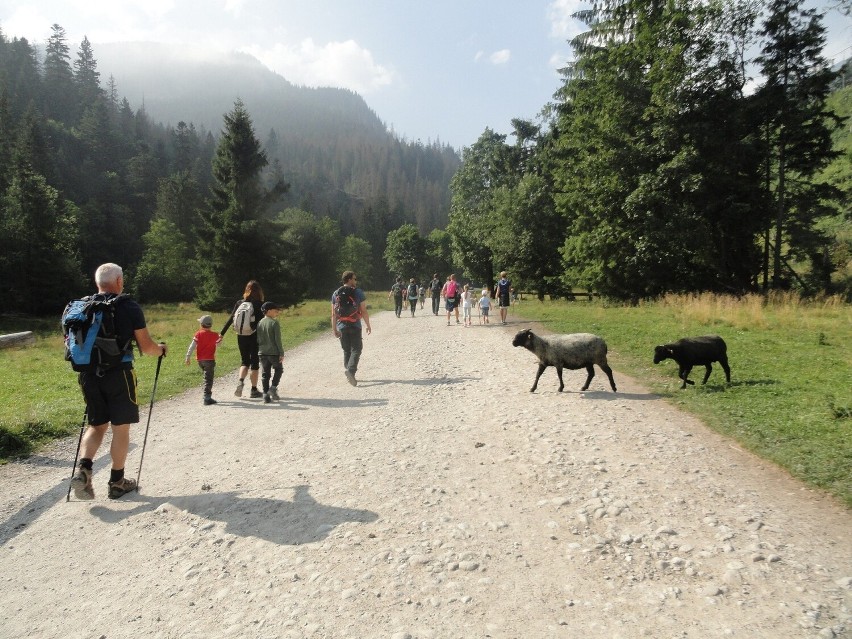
left=185, top=315, right=220, bottom=405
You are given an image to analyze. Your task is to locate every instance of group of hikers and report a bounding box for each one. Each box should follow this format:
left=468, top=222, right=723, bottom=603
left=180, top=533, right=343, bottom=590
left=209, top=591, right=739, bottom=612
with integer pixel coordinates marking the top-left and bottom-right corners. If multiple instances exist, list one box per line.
left=65, top=263, right=508, bottom=501
left=392, top=272, right=513, bottom=327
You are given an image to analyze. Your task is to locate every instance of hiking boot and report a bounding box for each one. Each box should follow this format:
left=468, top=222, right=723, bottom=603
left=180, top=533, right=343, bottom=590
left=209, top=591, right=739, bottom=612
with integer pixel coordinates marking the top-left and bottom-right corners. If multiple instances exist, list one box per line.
left=269, top=387, right=280, bottom=401
left=250, top=388, right=263, bottom=399
left=345, top=370, right=357, bottom=387
left=70, top=466, right=94, bottom=500
left=203, top=396, right=217, bottom=405
left=264, top=392, right=272, bottom=404
left=107, top=476, right=137, bottom=499
left=234, top=380, right=244, bottom=397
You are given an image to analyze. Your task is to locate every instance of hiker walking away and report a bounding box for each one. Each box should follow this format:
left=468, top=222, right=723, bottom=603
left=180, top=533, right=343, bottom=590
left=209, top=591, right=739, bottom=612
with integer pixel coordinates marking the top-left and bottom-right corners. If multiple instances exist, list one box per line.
left=257, top=301, right=285, bottom=403
left=70, top=263, right=167, bottom=500
left=442, top=273, right=461, bottom=326
left=184, top=314, right=219, bottom=405
left=332, top=270, right=372, bottom=386
left=461, top=284, right=473, bottom=326
left=388, top=277, right=404, bottom=318
left=220, top=280, right=264, bottom=398
left=429, top=273, right=442, bottom=315
left=418, top=284, right=425, bottom=310
left=494, top=271, right=512, bottom=324
left=478, top=288, right=491, bottom=324
left=407, top=278, right=419, bottom=317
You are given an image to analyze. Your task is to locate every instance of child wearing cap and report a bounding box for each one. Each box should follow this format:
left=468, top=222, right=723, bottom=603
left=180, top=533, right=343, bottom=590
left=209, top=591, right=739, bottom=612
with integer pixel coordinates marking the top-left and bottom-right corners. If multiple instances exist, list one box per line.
left=257, top=302, right=285, bottom=403
left=185, top=314, right=220, bottom=405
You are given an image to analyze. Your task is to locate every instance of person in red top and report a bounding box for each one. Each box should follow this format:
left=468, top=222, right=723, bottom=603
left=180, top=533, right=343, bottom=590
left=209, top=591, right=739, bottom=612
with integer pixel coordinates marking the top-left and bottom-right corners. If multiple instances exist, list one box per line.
left=185, top=314, right=220, bottom=405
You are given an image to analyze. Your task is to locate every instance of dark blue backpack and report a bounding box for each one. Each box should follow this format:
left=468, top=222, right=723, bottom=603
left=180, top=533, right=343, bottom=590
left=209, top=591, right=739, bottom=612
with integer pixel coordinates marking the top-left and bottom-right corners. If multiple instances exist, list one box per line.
left=61, top=294, right=133, bottom=374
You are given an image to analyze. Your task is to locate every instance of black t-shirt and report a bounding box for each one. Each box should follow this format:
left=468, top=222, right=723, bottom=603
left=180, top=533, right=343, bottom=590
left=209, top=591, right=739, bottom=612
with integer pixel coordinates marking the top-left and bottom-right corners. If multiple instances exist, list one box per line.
left=93, top=293, right=146, bottom=368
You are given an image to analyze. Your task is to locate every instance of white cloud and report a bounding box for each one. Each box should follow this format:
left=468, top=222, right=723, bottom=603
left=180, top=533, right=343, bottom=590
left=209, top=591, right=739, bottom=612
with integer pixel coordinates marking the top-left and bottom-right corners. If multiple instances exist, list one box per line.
left=474, top=50, right=484, bottom=63
left=489, top=49, right=511, bottom=65
left=548, top=0, right=587, bottom=40
left=223, top=0, right=248, bottom=18
left=243, top=38, right=394, bottom=94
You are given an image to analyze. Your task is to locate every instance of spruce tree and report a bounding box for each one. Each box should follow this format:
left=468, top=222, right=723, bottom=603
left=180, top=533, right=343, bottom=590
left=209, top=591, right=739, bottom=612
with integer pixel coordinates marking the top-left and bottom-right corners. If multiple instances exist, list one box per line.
left=43, top=24, right=77, bottom=124
left=196, top=100, right=280, bottom=308
left=756, top=0, right=840, bottom=290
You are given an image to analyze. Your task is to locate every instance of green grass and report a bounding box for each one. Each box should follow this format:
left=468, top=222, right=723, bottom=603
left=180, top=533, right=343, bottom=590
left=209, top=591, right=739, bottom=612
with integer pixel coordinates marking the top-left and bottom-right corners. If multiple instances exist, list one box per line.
left=509, top=292, right=851, bottom=507
left=0, top=298, right=346, bottom=460
left=1, top=292, right=849, bottom=507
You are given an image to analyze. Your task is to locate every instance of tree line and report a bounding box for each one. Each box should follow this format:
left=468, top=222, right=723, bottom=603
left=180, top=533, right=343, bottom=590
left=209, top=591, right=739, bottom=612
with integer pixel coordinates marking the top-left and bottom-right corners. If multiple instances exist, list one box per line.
left=0, top=24, right=460, bottom=314
left=443, top=0, right=850, bottom=301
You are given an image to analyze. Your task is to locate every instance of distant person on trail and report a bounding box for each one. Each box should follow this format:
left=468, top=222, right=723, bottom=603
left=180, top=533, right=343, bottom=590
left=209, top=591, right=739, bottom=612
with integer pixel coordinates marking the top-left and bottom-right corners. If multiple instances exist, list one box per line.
left=388, top=277, right=404, bottom=318
left=407, top=278, right=419, bottom=317
left=429, top=273, right=442, bottom=315
left=494, top=271, right=512, bottom=325
left=184, top=314, right=219, bottom=405
left=220, top=280, right=265, bottom=399
left=332, top=270, right=372, bottom=386
left=442, top=273, right=460, bottom=326
left=70, top=263, right=167, bottom=500
left=418, top=284, right=426, bottom=310
left=478, top=288, right=491, bottom=324
left=461, top=284, right=473, bottom=327
left=257, top=301, right=285, bottom=403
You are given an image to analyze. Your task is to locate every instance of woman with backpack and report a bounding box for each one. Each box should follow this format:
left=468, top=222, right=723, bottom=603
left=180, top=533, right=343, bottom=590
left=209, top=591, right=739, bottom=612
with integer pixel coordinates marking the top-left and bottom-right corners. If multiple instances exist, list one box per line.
left=219, top=280, right=265, bottom=398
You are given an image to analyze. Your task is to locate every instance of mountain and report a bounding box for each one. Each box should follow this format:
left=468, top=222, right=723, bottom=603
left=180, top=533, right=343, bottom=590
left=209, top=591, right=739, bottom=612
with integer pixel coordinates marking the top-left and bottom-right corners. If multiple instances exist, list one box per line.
left=94, top=42, right=460, bottom=236
left=95, top=42, right=388, bottom=141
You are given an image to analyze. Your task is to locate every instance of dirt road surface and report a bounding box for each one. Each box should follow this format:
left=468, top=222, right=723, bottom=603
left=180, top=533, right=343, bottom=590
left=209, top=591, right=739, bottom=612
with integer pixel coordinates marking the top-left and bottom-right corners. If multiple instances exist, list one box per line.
left=1, top=307, right=849, bottom=639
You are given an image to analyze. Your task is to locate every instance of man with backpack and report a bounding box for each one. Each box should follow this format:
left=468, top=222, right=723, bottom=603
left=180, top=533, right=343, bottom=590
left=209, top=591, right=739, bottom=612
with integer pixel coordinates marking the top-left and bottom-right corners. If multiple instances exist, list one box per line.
left=388, top=277, right=404, bottom=318
left=494, top=271, right=512, bottom=325
left=331, top=270, right=371, bottom=386
left=68, top=263, right=167, bottom=500
left=429, top=273, right=442, bottom=315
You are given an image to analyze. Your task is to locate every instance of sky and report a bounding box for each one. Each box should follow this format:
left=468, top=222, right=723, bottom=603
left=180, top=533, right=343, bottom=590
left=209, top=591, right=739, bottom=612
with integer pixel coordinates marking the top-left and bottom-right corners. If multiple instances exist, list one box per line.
left=1, top=0, right=850, bottom=150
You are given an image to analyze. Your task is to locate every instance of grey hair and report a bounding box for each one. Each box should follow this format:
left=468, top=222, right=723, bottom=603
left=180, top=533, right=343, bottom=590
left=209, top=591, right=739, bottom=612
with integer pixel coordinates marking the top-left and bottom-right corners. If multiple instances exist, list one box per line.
left=95, top=263, right=123, bottom=287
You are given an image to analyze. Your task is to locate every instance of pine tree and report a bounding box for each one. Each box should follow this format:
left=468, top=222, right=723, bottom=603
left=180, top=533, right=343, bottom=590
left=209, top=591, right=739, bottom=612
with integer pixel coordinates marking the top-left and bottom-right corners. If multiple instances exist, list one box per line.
left=43, top=24, right=77, bottom=124
left=196, top=100, right=281, bottom=308
left=756, top=0, right=840, bottom=290
left=73, top=36, right=103, bottom=109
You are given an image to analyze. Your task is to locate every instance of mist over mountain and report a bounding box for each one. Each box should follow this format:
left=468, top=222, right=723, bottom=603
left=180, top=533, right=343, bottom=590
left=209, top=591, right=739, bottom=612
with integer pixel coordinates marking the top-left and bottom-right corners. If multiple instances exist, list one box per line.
left=95, top=42, right=389, bottom=141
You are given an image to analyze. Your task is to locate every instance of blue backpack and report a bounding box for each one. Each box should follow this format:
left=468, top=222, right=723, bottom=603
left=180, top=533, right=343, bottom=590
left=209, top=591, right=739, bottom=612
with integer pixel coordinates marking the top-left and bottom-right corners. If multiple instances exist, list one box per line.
left=61, top=294, right=133, bottom=374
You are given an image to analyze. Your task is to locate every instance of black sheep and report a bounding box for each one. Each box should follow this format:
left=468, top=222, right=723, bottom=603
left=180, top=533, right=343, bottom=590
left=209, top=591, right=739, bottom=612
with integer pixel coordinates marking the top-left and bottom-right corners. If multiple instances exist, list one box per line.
left=653, top=335, right=731, bottom=389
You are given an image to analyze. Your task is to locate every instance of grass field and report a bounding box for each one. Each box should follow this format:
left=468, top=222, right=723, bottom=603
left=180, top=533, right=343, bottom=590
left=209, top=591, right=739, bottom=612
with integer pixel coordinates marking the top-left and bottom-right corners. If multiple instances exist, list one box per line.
left=506, top=292, right=851, bottom=507
left=0, top=292, right=849, bottom=506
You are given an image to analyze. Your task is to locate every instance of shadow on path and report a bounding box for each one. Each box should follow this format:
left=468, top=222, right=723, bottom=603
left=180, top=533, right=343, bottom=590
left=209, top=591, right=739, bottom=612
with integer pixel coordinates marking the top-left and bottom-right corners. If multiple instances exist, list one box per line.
left=88, top=484, right=377, bottom=545
left=0, top=445, right=135, bottom=545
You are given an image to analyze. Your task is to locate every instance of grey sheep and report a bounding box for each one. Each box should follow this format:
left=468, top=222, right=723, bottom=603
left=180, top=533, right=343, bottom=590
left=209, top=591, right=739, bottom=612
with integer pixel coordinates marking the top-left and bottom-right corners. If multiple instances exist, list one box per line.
left=512, top=329, right=617, bottom=393
left=653, top=335, right=731, bottom=389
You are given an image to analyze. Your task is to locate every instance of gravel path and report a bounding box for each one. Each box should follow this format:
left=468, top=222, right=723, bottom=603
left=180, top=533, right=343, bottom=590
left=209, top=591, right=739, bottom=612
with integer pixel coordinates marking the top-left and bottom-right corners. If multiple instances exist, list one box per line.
left=1, top=307, right=850, bottom=639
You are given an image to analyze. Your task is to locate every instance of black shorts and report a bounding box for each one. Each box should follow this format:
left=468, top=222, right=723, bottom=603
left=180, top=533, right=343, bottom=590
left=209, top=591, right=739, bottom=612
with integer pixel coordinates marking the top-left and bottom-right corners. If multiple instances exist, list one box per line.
left=79, top=368, right=139, bottom=426
left=237, top=333, right=260, bottom=369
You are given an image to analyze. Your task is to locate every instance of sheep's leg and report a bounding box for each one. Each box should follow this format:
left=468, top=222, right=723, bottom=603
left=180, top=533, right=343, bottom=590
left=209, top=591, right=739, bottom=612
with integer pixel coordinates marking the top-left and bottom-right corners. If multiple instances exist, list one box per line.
left=556, top=366, right=565, bottom=392
left=701, top=364, right=713, bottom=385
left=679, top=364, right=694, bottom=389
left=600, top=363, right=617, bottom=392
left=530, top=364, right=547, bottom=392
left=719, top=356, right=731, bottom=383
left=581, top=364, right=595, bottom=391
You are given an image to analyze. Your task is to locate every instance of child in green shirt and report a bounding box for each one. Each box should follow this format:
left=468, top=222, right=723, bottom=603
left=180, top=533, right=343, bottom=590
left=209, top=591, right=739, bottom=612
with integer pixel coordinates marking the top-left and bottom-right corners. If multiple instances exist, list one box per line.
left=256, top=302, right=284, bottom=403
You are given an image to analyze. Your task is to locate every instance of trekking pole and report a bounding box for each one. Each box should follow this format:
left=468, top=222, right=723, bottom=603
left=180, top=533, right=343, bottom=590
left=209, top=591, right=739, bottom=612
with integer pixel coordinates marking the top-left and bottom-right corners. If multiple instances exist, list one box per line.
left=136, top=354, right=163, bottom=492
left=66, top=408, right=88, bottom=502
